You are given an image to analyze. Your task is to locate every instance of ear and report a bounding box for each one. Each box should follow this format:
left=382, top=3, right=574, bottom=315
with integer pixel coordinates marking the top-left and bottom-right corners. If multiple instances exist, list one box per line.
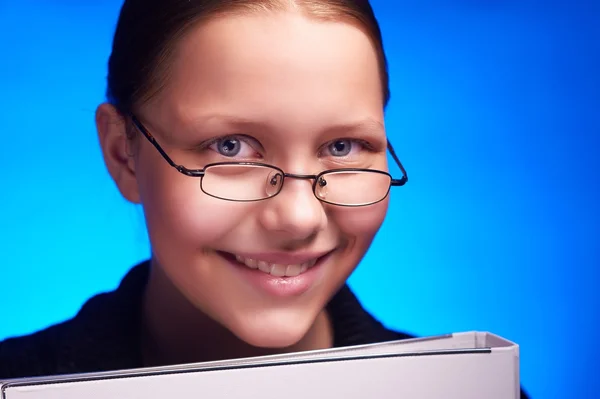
left=96, top=103, right=141, bottom=204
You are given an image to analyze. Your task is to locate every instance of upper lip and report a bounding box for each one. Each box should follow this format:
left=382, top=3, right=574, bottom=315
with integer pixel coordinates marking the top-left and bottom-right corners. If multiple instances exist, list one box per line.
left=220, top=250, right=334, bottom=265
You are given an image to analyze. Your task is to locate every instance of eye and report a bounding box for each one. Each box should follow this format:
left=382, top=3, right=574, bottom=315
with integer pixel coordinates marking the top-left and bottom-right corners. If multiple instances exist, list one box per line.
left=208, top=135, right=261, bottom=159
left=325, top=139, right=370, bottom=158
left=328, top=140, right=352, bottom=157
left=216, top=137, right=241, bottom=156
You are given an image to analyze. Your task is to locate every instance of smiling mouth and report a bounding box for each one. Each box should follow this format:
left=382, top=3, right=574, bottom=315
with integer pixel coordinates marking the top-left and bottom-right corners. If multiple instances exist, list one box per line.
left=218, top=251, right=322, bottom=277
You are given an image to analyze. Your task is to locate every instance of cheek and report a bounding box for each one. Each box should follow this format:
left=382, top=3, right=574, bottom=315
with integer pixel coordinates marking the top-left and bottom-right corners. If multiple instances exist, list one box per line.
left=319, top=198, right=389, bottom=294
left=136, top=162, right=252, bottom=250
left=331, top=197, right=389, bottom=240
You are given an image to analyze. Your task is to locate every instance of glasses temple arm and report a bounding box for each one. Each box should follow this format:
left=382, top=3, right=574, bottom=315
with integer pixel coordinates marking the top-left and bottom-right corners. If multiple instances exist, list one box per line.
left=387, top=139, right=408, bottom=186
left=130, top=114, right=204, bottom=177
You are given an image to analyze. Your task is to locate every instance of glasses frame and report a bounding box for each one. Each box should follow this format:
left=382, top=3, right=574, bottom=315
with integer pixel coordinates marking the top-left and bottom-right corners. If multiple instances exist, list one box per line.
left=130, top=114, right=408, bottom=207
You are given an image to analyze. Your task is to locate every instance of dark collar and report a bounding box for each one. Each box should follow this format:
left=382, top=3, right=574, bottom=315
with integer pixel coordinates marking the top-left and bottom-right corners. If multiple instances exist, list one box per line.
left=1, top=261, right=405, bottom=378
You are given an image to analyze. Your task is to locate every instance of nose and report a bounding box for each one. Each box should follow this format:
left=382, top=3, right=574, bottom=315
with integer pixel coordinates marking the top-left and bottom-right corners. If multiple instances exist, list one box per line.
left=258, top=177, right=327, bottom=242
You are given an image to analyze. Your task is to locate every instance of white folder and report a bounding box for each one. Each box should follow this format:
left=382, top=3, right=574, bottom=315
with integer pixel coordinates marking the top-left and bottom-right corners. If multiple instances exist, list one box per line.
left=1, top=331, right=520, bottom=399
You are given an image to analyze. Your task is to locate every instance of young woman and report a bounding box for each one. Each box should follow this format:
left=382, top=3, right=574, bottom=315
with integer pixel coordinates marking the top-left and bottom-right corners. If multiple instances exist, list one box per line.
left=0, top=1, right=528, bottom=396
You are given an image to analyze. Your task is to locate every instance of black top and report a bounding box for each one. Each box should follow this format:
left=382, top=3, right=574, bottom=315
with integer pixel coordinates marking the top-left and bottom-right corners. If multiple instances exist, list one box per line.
left=0, top=261, right=529, bottom=397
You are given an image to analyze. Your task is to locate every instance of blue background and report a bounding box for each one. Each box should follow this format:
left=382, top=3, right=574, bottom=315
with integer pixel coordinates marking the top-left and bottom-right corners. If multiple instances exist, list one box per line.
left=1, top=1, right=598, bottom=398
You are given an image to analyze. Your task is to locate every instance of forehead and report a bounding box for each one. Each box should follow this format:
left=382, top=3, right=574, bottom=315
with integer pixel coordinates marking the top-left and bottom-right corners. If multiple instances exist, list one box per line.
left=150, top=11, right=384, bottom=133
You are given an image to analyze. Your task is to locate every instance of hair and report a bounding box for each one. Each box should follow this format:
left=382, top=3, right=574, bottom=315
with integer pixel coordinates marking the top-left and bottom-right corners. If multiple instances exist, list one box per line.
left=106, top=0, right=390, bottom=116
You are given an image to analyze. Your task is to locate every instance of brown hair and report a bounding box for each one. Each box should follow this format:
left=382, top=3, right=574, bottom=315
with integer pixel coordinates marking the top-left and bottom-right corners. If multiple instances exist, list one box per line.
left=106, top=0, right=390, bottom=115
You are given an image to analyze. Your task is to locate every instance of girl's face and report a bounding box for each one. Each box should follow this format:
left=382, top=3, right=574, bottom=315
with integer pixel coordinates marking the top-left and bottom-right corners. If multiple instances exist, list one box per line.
left=125, top=11, right=388, bottom=348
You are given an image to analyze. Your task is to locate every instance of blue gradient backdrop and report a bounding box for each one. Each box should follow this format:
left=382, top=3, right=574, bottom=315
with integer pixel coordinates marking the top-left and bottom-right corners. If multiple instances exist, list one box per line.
left=1, top=1, right=598, bottom=398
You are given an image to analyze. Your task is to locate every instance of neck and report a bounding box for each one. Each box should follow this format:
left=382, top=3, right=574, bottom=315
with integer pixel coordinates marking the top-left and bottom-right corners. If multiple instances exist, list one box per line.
left=140, top=259, right=333, bottom=367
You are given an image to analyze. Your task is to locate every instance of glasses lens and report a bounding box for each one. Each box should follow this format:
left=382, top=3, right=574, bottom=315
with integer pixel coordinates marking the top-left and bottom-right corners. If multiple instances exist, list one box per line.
left=315, top=170, right=392, bottom=206
left=266, top=169, right=284, bottom=197
left=201, top=164, right=283, bottom=201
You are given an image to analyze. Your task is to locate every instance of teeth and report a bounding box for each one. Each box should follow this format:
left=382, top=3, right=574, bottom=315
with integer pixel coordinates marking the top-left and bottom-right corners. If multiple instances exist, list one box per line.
left=257, top=261, right=270, bottom=273
left=286, top=264, right=302, bottom=277
left=234, top=255, right=319, bottom=277
left=270, top=264, right=286, bottom=277
left=237, top=255, right=258, bottom=269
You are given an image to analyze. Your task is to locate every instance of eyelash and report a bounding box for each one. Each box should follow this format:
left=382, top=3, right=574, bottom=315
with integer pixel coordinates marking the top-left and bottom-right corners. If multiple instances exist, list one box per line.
left=198, top=134, right=260, bottom=151
left=318, top=138, right=376, bottom=157
left=198, top=135, right=377, bottom=156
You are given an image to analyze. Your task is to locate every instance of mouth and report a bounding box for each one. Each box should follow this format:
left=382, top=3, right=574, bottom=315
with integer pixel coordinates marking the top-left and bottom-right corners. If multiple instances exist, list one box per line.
left=217, top=251, right=327, bottom=278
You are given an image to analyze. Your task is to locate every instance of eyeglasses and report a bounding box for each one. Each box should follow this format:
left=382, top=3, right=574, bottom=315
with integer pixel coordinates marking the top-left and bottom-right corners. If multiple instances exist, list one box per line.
left=130, top=115, right=408, bottom=207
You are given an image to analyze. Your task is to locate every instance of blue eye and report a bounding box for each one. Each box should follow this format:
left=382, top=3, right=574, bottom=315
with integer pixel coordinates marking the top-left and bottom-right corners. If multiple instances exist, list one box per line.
left=207, top=135, right=263, bottom=160
left=328, top=140, right=353, bottom=157
left=216, top=137, right=241, bottom=156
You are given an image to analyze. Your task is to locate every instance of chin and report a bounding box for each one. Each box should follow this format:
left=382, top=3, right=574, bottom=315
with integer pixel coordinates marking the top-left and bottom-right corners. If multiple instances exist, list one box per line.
left=226, top=308, right=320, bottom=349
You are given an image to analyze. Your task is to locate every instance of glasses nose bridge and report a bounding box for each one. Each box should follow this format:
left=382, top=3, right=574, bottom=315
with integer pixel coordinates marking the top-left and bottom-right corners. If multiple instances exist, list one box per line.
left=276, top=172, right=320, bottom=196
left=282, top=172, right=318, bottom=181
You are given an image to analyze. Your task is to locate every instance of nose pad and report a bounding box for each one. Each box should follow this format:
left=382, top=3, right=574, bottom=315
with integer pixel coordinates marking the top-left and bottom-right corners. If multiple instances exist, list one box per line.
left=266, top=170, right=283, bottom=197
left=315, top=176, right=328, bottom=200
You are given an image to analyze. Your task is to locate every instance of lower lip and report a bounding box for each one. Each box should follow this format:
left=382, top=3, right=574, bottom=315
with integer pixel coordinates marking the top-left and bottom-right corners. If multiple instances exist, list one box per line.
left=218, top=251, right=329, bottom=298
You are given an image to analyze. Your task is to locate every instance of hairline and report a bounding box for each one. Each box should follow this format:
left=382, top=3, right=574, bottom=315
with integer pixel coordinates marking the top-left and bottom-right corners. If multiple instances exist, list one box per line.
left=131, top=2, right=388, bottom=115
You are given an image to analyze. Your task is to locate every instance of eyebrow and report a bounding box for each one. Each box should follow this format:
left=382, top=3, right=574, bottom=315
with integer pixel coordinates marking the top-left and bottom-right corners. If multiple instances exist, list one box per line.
left=186, top=114, right=386, bottom=142
left=321, top=118, right=385, bottom=139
